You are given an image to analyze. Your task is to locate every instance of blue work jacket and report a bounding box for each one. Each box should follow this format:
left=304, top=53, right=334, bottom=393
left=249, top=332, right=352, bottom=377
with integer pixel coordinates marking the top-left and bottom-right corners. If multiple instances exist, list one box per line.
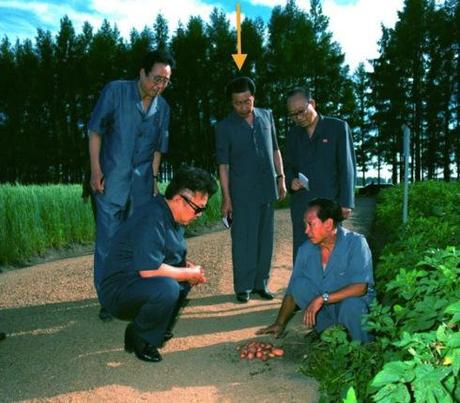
left=287, top=226, right=374, bottom=309
left=215, top=108, right=279, bottom=205
left=88, top=80, right=169, bottom=207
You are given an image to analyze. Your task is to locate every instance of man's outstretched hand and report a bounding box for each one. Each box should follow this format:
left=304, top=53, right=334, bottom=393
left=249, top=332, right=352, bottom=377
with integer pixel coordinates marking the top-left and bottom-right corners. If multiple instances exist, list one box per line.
left=256, top=323, right=285, bottom=338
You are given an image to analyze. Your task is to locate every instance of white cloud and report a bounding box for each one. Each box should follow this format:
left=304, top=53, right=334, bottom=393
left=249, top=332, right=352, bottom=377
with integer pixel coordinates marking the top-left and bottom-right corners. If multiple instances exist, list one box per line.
left=90, top=0, right=216, bottom=37
left=323, top=0, right=403, bottom=70
left=247, top=0, right=284, bottom=6
left=0, top=0, right=221, bottom=41
left=247, top=0, right=403, bottom=70
left=1, top=0, right=404, bottom=70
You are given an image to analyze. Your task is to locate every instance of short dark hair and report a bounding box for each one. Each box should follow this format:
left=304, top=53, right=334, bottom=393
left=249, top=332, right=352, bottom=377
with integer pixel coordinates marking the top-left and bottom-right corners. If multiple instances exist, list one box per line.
left=165, top=166, right=218, bottom=200
left=307, top=198, right=344, bottom=227
left=286, top=87, right=312, bottom=103
left=141, top=49, right=176, bottom=74
left=226, top=76, right=256, bottom=100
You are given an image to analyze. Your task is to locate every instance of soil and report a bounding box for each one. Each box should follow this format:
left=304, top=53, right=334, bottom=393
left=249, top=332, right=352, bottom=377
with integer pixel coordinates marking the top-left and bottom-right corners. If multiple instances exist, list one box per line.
left=0, top=198, right=376, bottom=403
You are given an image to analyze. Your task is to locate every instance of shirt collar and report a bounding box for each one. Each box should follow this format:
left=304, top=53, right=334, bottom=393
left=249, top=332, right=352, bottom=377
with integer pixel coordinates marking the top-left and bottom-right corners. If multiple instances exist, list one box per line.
left=133, top=81, right=159, bottom=117
left=157, top=195, right=179, bottom=229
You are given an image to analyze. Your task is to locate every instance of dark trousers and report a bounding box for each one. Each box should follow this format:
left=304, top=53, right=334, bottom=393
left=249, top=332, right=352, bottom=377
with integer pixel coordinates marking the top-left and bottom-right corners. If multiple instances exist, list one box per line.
left=231, top=201, right=274, bottom=293
left=93, top=195, right=130, bottom=293
left=102, top=275, right=190, bottom=347
left=315, top=296, right=373, bottom=343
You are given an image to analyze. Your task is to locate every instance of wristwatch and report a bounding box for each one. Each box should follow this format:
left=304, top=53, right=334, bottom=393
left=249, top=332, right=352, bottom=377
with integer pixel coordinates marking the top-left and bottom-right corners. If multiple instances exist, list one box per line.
left=321, top=292, right=329, bottom=304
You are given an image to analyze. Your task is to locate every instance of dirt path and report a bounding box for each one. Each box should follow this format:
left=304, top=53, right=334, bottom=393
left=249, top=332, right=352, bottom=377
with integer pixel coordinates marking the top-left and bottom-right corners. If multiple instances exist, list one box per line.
left=0, top=198, right=375, bottom=403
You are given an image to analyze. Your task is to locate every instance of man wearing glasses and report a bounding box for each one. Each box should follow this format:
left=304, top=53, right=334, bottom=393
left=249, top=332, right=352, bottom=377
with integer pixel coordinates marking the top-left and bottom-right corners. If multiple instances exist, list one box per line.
left=284, top=88, right=356, bottom=263
left=215, top=77, right=286, bottom=303
left=88, top=49, right=174, bottom=321
left=99, top=166, right=217, bottom=362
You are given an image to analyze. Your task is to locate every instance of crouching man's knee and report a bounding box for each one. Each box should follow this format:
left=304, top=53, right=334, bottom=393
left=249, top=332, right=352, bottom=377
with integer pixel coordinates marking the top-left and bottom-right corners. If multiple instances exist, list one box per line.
left=337, top=296, right=372, bottom=343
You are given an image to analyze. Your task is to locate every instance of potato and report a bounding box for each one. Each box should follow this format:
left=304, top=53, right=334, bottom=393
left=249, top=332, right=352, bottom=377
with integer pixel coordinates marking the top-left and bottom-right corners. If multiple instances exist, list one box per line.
left=247, top=352, right=255, bottom=360
left=272, top=348, right=284, bottom=357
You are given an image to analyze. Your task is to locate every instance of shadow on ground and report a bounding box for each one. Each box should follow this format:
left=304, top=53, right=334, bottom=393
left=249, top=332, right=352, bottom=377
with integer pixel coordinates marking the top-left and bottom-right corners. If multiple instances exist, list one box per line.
left=0, top=294, right=314, bottom=402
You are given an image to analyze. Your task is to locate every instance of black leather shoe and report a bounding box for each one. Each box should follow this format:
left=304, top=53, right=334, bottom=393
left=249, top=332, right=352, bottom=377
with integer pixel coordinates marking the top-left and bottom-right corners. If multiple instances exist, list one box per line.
left=236, top=291, right=250, bottom=303
left=98, top=307, right=113, bottom=322
left=253, top=289, right=274, bottom=300
left=124, top=323, right=162, bottom=363
left=134, top=343, right=162, bottom=362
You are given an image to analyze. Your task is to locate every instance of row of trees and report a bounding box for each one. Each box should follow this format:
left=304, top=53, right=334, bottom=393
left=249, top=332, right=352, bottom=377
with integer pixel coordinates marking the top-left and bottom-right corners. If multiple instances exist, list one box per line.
left=355, top=0, right=460, bottom=183
left=0, top=0, right=458, bottom=184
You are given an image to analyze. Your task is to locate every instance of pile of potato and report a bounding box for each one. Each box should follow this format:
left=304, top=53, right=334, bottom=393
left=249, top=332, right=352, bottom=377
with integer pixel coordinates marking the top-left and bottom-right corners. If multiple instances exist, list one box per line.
left=237, top=341, right=284, bottom=361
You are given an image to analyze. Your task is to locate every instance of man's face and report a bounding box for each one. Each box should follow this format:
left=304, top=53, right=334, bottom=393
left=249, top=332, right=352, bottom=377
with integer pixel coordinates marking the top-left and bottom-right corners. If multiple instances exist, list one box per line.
left=139, top=62, right=171, bottom=98
left=304, top=208, right=331, bottom=245
left=287, top=95, right=317, bottom=129
left=231, top=91, right=255, bottom=119
left=176, top=191, right=209, bottom=225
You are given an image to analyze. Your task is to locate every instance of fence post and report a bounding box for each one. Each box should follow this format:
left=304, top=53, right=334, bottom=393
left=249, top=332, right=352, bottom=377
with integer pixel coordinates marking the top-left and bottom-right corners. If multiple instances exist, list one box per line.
left=402, top=124, right=410, bottom=224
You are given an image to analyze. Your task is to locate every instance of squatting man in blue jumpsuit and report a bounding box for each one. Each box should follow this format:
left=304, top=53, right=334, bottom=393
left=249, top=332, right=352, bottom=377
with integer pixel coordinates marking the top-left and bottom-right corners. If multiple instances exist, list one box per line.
left=88, top=50, right=174, bottom=321
left=98, top=166, right=217, bottom=362
left=258, top=198, right=374, bottom=343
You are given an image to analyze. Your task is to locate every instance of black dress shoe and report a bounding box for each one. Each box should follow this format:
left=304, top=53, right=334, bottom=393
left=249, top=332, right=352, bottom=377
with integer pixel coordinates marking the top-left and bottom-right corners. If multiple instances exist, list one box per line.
left=253, top=289, right=274, bottom=300
left=236, top=291, right=250, bottom=303
left=124, top=323, right=162, bottom=363
left=98, top=307, right=113, bottom=322
left=134, top=343, right=162, bottom=362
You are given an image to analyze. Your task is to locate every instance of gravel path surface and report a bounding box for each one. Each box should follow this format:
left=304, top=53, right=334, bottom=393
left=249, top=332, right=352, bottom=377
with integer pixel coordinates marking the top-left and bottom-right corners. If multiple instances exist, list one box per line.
left=0, top=198, right=375, bottom=403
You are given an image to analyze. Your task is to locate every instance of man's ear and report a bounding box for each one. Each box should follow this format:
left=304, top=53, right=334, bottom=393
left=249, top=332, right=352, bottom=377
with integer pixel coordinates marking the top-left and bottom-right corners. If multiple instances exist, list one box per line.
left=309, top=99, right=316, bottom=109
left=326, top=217, right=334, bottom=230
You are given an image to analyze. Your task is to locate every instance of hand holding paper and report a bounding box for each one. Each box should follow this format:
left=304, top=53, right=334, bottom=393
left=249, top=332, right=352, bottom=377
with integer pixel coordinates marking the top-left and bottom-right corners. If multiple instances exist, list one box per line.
left=298, top=173, right=310, bottom=191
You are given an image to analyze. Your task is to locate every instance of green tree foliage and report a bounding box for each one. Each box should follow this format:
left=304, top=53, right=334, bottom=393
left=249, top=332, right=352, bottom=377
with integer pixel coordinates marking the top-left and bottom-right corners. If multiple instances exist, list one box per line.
left=0, top=2, right=456, bottom=183
left=370, top=0, right=458, bottom=182
left=351, top=63, right=372, bottom=185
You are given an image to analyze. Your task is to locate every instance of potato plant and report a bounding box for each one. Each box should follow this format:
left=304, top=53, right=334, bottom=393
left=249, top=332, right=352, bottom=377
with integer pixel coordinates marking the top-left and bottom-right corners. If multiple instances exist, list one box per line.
left=299, top=182, right=460, bottom=402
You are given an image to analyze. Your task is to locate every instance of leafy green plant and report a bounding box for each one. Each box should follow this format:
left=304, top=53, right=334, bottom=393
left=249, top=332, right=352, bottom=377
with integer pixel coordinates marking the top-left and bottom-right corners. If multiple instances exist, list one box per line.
left=300, top=326, right=384, bottom=402
left=300, top=182, right=460, bottom=402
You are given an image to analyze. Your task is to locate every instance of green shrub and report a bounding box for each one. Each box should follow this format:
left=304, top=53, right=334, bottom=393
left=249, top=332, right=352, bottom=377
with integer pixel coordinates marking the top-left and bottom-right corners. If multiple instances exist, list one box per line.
left=300, top=181, right=460, bottom=402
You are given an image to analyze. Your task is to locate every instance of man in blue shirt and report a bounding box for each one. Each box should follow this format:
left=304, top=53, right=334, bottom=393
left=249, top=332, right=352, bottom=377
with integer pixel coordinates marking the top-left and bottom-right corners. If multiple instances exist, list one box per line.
left=284, top=88, right=356, bottom=263
left=99, top=166, right=217, bottom=362
left=215, top=77, right=286, bottom=303
left=257, top=198, right=374, bottom=343
left=88, top=50, right=174, bottom=320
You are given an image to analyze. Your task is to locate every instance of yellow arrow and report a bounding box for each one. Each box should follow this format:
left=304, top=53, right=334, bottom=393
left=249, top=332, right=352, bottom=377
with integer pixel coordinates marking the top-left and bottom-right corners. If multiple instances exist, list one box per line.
left=232, top=3, right=247, bottom=70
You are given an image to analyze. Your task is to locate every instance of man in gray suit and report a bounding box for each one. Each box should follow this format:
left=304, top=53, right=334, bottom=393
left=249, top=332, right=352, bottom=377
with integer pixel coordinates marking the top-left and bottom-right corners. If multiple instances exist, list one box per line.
left=284, top=88, right=356, bottom=263
left=215, top=77, right=286, bottom=303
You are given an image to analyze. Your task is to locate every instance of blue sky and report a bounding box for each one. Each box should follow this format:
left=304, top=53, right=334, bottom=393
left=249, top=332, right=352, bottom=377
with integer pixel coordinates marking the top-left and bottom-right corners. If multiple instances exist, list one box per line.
left=0, top=0, right=403, bottom=70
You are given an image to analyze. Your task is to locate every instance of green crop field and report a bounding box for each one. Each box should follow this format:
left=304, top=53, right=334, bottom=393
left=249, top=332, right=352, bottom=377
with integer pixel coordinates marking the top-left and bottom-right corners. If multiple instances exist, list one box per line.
left=0, top=184, right=95, bottom=265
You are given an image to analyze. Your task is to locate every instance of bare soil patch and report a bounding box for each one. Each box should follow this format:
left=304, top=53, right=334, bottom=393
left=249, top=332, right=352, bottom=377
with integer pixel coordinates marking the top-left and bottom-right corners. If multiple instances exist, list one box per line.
left=0, top=198, right=375, bottom=402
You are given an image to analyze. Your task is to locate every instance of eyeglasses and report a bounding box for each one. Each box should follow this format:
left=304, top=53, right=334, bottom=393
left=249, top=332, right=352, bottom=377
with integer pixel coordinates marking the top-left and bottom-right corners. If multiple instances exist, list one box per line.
left=288, top=104, right=309, bottom=120
left=180, top=194, right=206, bottom=215
left=147, top=74, right=171, bottom=87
